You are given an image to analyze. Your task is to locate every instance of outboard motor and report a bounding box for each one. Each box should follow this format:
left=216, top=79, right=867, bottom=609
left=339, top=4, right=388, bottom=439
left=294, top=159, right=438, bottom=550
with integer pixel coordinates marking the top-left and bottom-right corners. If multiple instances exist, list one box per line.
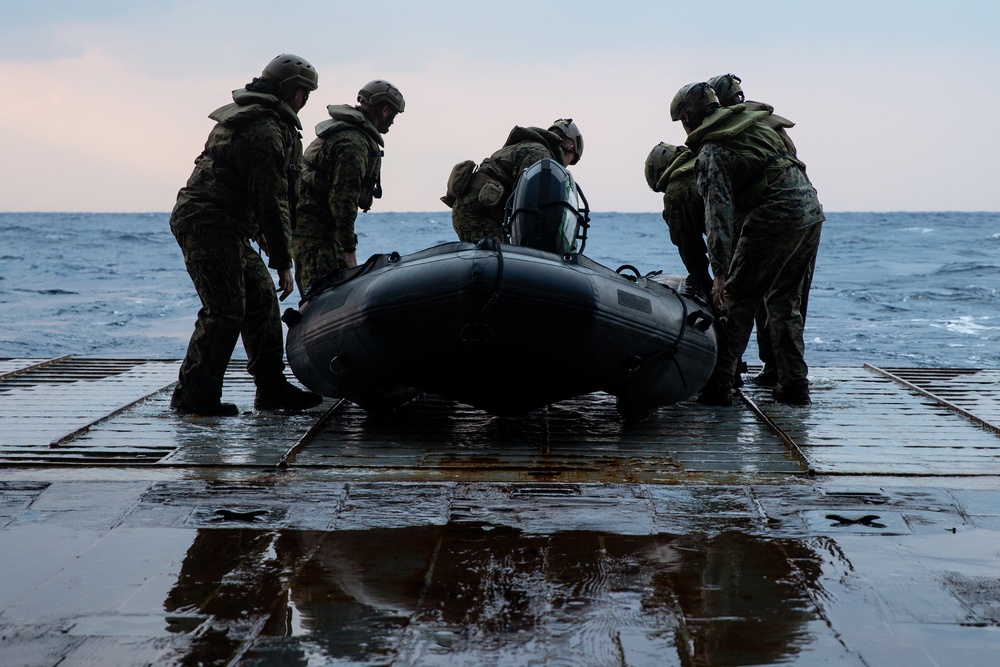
left=504, top=158, right=590, bottom=254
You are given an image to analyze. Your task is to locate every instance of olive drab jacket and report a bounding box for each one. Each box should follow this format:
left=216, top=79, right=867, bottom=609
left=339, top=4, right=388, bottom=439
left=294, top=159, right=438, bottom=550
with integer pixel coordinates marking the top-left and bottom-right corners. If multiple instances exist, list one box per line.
left=293, top=105, right=384, bottom=258
left=654, top=148, right=712, bottom=292
left=449, top=126, right=566, bottom=242
left=169, top=88, right=303, bottom=271
left=687, top=105, right=822, bottom=275
left=476, top=126, right=564, bottom=190
left=744, top=100, right=798, bottom=157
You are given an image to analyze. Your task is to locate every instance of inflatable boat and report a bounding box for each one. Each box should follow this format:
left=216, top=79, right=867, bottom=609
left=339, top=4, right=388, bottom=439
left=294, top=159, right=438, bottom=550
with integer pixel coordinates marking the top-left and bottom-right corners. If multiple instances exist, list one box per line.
left=283, top=159, right=717, bottom=420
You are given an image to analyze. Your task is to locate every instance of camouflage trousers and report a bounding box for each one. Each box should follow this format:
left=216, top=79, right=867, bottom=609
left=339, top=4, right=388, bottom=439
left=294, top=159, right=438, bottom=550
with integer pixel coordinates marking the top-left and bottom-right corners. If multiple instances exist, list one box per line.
left=293, top=243, right=341, bottom=297
left=451, top=190, right=505, bottom=242
left=171, top=224, right=286, bottom=408
left=708, top=221, right=823, bottom=392
left=752, top=251, right=815, bottom=369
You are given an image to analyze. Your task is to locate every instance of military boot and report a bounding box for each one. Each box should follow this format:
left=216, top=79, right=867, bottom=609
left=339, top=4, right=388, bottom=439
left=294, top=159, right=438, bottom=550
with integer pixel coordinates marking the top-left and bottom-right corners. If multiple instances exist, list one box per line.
left=254, top=377, right=323, bottom=411
left=170, top=387, right=239, bottom=417
left=772, top=384, right=810, bottom=406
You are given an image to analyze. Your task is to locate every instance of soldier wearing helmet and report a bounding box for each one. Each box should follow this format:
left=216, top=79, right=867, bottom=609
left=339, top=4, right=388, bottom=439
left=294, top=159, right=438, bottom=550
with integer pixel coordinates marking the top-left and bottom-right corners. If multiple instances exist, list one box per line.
left=708, top=73, right=798, bottom=157
left=444, top=119, right=583, bottom=243
left=670, top=81, right=824, bottom=407
left=707, top=74, right=808, bottom=388
left=292, top=80, right=406, bottom=295
left=644, top=142, right=712, bottom=296
left=168, top=53, right=322, bottom=416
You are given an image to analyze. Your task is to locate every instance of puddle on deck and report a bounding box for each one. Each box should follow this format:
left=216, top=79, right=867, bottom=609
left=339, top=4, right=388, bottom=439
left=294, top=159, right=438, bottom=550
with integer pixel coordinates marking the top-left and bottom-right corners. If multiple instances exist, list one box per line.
left=3, top=359, right=1000, bottom=665
left=2, top=479, right=1000, bottom=666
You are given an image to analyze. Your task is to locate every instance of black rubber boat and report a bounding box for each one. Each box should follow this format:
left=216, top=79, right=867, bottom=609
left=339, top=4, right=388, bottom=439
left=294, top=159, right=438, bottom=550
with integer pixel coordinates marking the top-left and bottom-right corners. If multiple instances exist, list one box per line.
left=283, top=159, right=717, bottom=420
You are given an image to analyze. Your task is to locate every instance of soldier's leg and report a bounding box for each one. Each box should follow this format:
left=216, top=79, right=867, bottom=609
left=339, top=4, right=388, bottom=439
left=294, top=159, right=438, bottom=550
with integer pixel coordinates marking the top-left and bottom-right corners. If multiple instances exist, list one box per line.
left=241, top=242, right=286, bottom=385
left=293, top=245, right=339, bottom=297
left=172, top=228, right=246, bottom=411
left=763, top=223, right=822, bottom=392
left=700, top=234, right=776, bottom=401
left=243, top=243, right=323, bottom=411
left=751, top=307, right=778, bottom=384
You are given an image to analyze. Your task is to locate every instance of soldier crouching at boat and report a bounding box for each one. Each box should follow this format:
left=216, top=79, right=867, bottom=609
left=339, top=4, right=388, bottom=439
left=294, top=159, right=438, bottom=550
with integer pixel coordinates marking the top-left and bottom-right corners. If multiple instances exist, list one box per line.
left=442, top=119, right=584, bottom=243
left=292, top=80, right=405, bottom=296
left=644, top=141, right=714, bottom=298
left=169, top=54, right=323, bottom=416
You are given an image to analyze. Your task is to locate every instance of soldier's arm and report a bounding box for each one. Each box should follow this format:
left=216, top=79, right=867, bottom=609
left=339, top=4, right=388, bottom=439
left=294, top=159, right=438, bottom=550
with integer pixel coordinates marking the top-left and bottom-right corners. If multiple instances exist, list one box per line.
left=695, top=145, right=737, bottom=279
left=241, top=117, right=294, bottom=270
left=326, top=136, right=369, bottom=257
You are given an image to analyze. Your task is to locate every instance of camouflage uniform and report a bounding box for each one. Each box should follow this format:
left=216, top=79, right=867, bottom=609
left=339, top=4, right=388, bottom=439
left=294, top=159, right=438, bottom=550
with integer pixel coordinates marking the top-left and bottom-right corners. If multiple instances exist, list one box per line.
left=739, top=100, right=806, bottom=376
left=688, top=105, right=824, bottom=395
left=293, top=104, right=384, bottom=295
left=654, top=147, right=712, bottom=295
left=451, top=126, right=565, bottom=242
left=169, top=87, right=303, bottom=411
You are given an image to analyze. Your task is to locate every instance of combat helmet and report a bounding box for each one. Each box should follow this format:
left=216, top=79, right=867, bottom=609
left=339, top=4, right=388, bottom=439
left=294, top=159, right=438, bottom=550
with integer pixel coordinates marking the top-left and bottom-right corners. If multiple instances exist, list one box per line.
left=669, top=82, right=719, bottom=123
left=707, top=73, right=744, bottom=106
left=549, top=118, right=584, bottom=165
left=358, top=80, right=405, bottom=113
left=262, top=53, right=319, bottom=94
left=644, top=142, right=681, bottom=191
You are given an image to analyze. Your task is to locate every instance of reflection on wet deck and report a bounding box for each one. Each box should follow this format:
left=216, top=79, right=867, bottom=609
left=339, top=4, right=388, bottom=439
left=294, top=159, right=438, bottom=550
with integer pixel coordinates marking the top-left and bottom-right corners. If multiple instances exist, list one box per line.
left=2, top=358, right=1000, bottom=665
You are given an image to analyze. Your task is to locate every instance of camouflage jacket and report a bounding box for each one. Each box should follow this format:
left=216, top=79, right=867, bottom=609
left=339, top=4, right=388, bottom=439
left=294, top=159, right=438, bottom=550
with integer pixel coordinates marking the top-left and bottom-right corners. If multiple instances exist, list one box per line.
left=294, top=105, right=384, bottom=255
left=689, top=106, right=821, bottom=275
left=655, top=148, right=711, bottom=290
left=169, top=88, right=303, bottom=271
left=478, top=126, right=564, bottom=196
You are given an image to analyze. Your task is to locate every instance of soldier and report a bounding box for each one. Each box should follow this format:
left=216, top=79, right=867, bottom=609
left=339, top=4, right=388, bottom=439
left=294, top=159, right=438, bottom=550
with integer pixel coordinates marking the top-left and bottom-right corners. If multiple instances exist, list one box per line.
left=644, top=142, right=712, bottom=296
left=169, top=54, right=323, bottom=416
left=293, top=80, right=405, bottom=296
left=671, top=82, right=824, bottom=406
left=707, top=73, right=797, bottom=157
left=707, top=73, right=813, bottom=387
left=443, top=119, right=583, bottom=242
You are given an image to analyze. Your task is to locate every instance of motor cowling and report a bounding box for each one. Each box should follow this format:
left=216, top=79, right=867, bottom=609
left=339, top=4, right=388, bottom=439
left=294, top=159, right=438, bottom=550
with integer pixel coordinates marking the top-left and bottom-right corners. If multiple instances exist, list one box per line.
left=506, top=158, right=585, bottom=255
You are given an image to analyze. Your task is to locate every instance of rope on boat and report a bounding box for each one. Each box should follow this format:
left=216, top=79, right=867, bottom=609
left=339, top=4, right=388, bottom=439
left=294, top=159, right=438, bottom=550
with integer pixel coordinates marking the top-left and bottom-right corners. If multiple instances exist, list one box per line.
left=461, top=237, right=504, bottom=342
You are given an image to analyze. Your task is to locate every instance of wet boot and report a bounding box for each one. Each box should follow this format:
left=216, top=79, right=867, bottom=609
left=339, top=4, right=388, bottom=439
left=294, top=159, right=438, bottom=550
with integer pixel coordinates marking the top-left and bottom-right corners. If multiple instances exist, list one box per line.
left=697, top=384, right=734, bottom=407
left=254, top=377, right=323, bottom=411
left=772, top=384, right=811, bottom=406
left=170, top=387, right=239, bottom=417
left=749, top=365, right=779, bottom=387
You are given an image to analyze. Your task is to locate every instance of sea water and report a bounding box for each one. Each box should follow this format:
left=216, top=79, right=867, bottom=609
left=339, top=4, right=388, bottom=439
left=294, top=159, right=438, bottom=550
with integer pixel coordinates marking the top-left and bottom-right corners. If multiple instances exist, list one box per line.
left=1, top=211, right=998, bottom=368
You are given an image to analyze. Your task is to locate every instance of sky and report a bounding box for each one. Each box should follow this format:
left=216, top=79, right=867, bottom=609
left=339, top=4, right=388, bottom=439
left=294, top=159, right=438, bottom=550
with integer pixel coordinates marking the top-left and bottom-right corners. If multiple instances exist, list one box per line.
left=0, top=0, right=997, bottom=213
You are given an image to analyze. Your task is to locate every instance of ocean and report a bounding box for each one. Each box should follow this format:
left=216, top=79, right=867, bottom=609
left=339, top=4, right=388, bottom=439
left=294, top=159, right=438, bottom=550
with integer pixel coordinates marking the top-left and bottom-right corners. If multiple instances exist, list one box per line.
left=1, top=211, right=998, bottom=368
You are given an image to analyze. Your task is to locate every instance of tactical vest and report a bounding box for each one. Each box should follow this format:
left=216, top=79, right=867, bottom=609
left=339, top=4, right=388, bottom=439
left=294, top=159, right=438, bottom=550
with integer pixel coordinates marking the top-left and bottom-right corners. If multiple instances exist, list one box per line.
left=477, top=126, right=563, bottom=187
left=688, top=106, right=803, bottom=214
left=197, top=90, right=303, bottom=225
left=304, top=105, right=384, bottom=211
left=655, top=148, right=696, bottom=193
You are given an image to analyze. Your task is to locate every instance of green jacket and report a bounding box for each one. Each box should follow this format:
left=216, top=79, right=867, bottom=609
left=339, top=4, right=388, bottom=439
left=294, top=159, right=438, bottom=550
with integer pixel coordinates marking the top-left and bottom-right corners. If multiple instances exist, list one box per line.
left=477, top=126, right=565, bottom=193
left=655, top=148, right=711, bottom=290
left=690, top=106, right=819, bottom=274
left=294, top=105, right=384, bottom=255
left=169, top=88, right=303, bottom=271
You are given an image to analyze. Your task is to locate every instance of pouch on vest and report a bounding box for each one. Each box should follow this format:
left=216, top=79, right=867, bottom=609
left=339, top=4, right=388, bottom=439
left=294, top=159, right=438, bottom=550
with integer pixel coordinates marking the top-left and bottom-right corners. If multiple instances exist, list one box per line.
left=477, top=178, right=505, bottom=208
left=440, top=159, right=477, bottom=208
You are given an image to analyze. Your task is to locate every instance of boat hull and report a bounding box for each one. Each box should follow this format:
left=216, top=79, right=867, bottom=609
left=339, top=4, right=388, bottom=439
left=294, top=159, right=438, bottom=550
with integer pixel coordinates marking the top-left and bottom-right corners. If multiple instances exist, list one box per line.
left=285, top=241, right=717, bottom=418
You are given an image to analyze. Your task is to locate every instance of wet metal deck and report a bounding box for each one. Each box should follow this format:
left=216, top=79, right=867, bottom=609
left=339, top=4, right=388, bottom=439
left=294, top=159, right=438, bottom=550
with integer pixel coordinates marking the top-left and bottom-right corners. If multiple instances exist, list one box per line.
left=2, top=358, right=1000, bottom=665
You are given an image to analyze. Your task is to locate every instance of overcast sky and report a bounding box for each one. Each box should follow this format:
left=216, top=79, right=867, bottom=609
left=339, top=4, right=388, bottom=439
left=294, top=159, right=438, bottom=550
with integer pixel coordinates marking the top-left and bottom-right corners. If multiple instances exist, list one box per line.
left=1, top=0, right=997, bottom=213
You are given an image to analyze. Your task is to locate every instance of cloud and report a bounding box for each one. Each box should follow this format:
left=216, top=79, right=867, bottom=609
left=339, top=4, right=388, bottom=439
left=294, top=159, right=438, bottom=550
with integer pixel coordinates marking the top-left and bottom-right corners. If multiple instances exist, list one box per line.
left=1, top=1, right=998, bottom=212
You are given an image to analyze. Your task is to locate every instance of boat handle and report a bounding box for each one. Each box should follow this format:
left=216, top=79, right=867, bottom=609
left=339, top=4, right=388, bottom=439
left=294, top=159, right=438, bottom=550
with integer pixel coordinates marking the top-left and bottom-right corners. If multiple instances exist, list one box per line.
left=686, top=310, right=714, bottom=332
